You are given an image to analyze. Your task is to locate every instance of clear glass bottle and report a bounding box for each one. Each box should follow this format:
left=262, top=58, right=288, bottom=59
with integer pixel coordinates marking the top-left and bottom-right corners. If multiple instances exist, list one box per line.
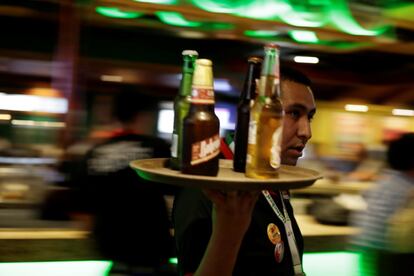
left=245, top=44, right=284, bottom=179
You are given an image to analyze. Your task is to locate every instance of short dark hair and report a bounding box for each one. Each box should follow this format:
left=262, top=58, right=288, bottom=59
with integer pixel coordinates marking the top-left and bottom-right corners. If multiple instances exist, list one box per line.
left=113, top=90, right=158, bottom=123
left=387, top=133, right=414, bottom=171
left=281, top=66, right=312, bottom=86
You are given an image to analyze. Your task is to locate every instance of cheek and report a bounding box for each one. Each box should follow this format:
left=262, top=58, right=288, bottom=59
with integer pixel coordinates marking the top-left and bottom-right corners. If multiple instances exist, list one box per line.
left=282, top=121, right=295, bottom=147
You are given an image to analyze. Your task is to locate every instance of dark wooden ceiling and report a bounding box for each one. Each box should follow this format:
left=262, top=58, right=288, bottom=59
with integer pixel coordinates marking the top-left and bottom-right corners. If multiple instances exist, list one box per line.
left=0, top=0, right=413, bottom=107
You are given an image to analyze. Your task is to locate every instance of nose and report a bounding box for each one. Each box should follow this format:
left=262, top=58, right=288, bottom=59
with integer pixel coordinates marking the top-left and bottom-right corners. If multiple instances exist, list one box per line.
left=297, top=117, right=312, bottom=141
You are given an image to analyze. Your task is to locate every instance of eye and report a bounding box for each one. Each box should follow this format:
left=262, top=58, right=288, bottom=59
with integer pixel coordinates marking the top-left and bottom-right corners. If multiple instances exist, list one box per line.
left=286, top=110, right=300, bottom=120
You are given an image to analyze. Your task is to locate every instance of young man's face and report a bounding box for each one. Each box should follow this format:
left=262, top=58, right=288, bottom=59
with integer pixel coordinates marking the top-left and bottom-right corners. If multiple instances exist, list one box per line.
left=280, top=80, right=316, bottom=166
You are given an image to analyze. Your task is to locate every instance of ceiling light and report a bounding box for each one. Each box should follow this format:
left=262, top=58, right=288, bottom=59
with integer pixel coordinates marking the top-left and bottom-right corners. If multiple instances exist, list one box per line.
left=0, top=114, right=11, bottom=120
left=345, top=104, right=368, bottom=112
left=392, top=108, right=414, bottom=117
left=244, top=30, right=280, bottom=38
left=100, top=75, right=123, bottom=82
left=0, top=94, right=68, bottom=114
left=293, top=56, right=319, bottom=64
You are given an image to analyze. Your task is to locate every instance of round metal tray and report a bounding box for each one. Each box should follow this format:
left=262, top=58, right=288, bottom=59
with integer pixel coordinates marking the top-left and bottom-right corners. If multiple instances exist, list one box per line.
left=130, top=158, right=322, bottom=191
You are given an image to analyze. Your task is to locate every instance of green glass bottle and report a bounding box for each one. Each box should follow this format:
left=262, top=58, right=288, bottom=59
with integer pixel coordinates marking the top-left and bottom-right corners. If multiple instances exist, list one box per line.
left=170, top=50, right=198, bottom=170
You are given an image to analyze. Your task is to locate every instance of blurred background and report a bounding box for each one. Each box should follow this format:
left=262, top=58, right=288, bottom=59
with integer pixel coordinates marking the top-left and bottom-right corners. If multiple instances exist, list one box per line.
left=0, top=0, right=413, bottom=275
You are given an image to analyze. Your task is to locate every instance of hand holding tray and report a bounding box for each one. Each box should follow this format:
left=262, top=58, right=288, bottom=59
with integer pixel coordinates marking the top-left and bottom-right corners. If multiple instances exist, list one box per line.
left=130, top=158, right=322, bottom=191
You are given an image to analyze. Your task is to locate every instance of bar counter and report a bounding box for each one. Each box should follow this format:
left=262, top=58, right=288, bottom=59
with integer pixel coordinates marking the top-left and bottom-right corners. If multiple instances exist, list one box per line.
left=0, top=214, right=357, bottom=262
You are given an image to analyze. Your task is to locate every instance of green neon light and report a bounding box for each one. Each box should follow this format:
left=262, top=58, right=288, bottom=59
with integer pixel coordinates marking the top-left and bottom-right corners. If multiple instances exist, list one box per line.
left=303, top=251, right=360, bottom=276
left=155, top=11, right=202, bottom=27
left=190, top=0, right=255, bottom=14
left=0, top=261, right=112, bottom=276
left=95, top=7, right=144, bottom=19
left=170, top=252, right=361, bottom=275
left=289, top=30, right=319, bottom=43
left=329, top=0, right=388, bottom=36
left=278, top=0, right=330, bottom=27
left=203, top=22, right=234, bottom=30
left=234, top=1, right=290, bottom=20
left=134, top=0, right=177, bottom=4
left=244, top=30, right=280, bottom=38
left=190, top=0, right=390, bottom=37
left=169, top=257, right=178, bottom=264
left=0, top=253, right=364, bottom=276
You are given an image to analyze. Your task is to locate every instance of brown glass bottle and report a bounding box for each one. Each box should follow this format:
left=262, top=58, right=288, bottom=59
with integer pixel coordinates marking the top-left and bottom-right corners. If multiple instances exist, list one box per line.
left=246, top=44, right=284, bottom=179
left=181, top=59, right=220, bottom=176
left=233, top=56, right=262, bottom=172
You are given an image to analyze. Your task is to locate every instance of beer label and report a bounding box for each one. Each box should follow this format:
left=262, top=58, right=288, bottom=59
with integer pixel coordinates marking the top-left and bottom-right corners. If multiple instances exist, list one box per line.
left=248, top=119, right=257, bottom=145
left=190, top=87, right=215, bottom=104
left=171, top=134, right=178, bottom=158
left=270, top=126, right=282, bottom=169
left=191, top=134, right=220, bottom=165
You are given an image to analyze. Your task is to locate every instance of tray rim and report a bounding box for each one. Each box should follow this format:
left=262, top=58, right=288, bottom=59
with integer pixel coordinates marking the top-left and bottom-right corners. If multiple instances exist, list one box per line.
left=130, top=158, right=323, bottom=190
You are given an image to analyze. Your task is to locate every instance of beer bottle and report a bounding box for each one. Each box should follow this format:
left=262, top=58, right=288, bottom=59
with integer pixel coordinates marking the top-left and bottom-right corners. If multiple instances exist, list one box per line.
left=170, top=50, right=198, bottom=170
left=181, top=59, right=220, bottom=176
left=246, top=44, right=284, bottom=179
left=233, top=56, right=262, bottom=172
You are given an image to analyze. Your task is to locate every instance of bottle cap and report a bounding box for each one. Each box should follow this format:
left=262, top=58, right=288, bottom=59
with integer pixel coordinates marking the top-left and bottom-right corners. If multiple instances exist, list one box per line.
left=265, top=43, right=280, bottom=49
left=182, top=50, right=199, bottom=56
left=248, top=56, right=263, bottom=64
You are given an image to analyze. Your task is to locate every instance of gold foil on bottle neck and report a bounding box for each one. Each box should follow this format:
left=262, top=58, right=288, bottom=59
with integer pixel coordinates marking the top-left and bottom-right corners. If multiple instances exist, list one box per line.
left=192, top=59, right=214, bottom=89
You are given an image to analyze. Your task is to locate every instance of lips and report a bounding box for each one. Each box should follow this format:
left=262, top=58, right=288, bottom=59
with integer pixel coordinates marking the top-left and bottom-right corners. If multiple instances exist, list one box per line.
left=287, top=145, right=304, bottom=157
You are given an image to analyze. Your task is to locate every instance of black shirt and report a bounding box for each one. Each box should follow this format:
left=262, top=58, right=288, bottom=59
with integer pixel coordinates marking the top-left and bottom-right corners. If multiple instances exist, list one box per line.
left=76, top=133, right=175, bottom=266
left=173, top=188, right=304, bottom=276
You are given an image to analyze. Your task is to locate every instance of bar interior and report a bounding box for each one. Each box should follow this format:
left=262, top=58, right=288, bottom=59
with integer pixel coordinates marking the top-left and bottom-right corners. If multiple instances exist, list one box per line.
left=0, top=1, right=413, bottom=275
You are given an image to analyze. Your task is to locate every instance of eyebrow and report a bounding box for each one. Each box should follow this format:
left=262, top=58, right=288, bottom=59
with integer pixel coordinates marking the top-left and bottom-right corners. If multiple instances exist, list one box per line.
left=286, top=103, right=316, bottom=115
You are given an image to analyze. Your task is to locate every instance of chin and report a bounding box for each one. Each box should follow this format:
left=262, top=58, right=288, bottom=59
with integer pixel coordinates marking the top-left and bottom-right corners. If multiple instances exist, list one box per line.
left=282, top=157, right=298, bottom=166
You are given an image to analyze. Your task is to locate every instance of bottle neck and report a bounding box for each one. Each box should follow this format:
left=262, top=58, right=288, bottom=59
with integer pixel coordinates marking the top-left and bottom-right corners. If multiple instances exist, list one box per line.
left=189, top=103, right=215, bottom=113
left=258, top=75, right=280, bottom=98
left=179, top=71, right=194, bottom=97
left=179, top=57, right=196, bottom=96
left=240, top=62, right=260, bottom=102
left=258, top=47, right=280, bottom=98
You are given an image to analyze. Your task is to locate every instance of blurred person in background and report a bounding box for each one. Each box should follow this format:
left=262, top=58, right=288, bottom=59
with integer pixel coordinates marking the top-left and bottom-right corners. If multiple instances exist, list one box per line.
left=173, top=67, right=316, bottom=276
left=351, top=133, right=414, bottom=276
left=72, top=90, right=175, bottom=275
left=344, top=142, right=384, bottom=182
